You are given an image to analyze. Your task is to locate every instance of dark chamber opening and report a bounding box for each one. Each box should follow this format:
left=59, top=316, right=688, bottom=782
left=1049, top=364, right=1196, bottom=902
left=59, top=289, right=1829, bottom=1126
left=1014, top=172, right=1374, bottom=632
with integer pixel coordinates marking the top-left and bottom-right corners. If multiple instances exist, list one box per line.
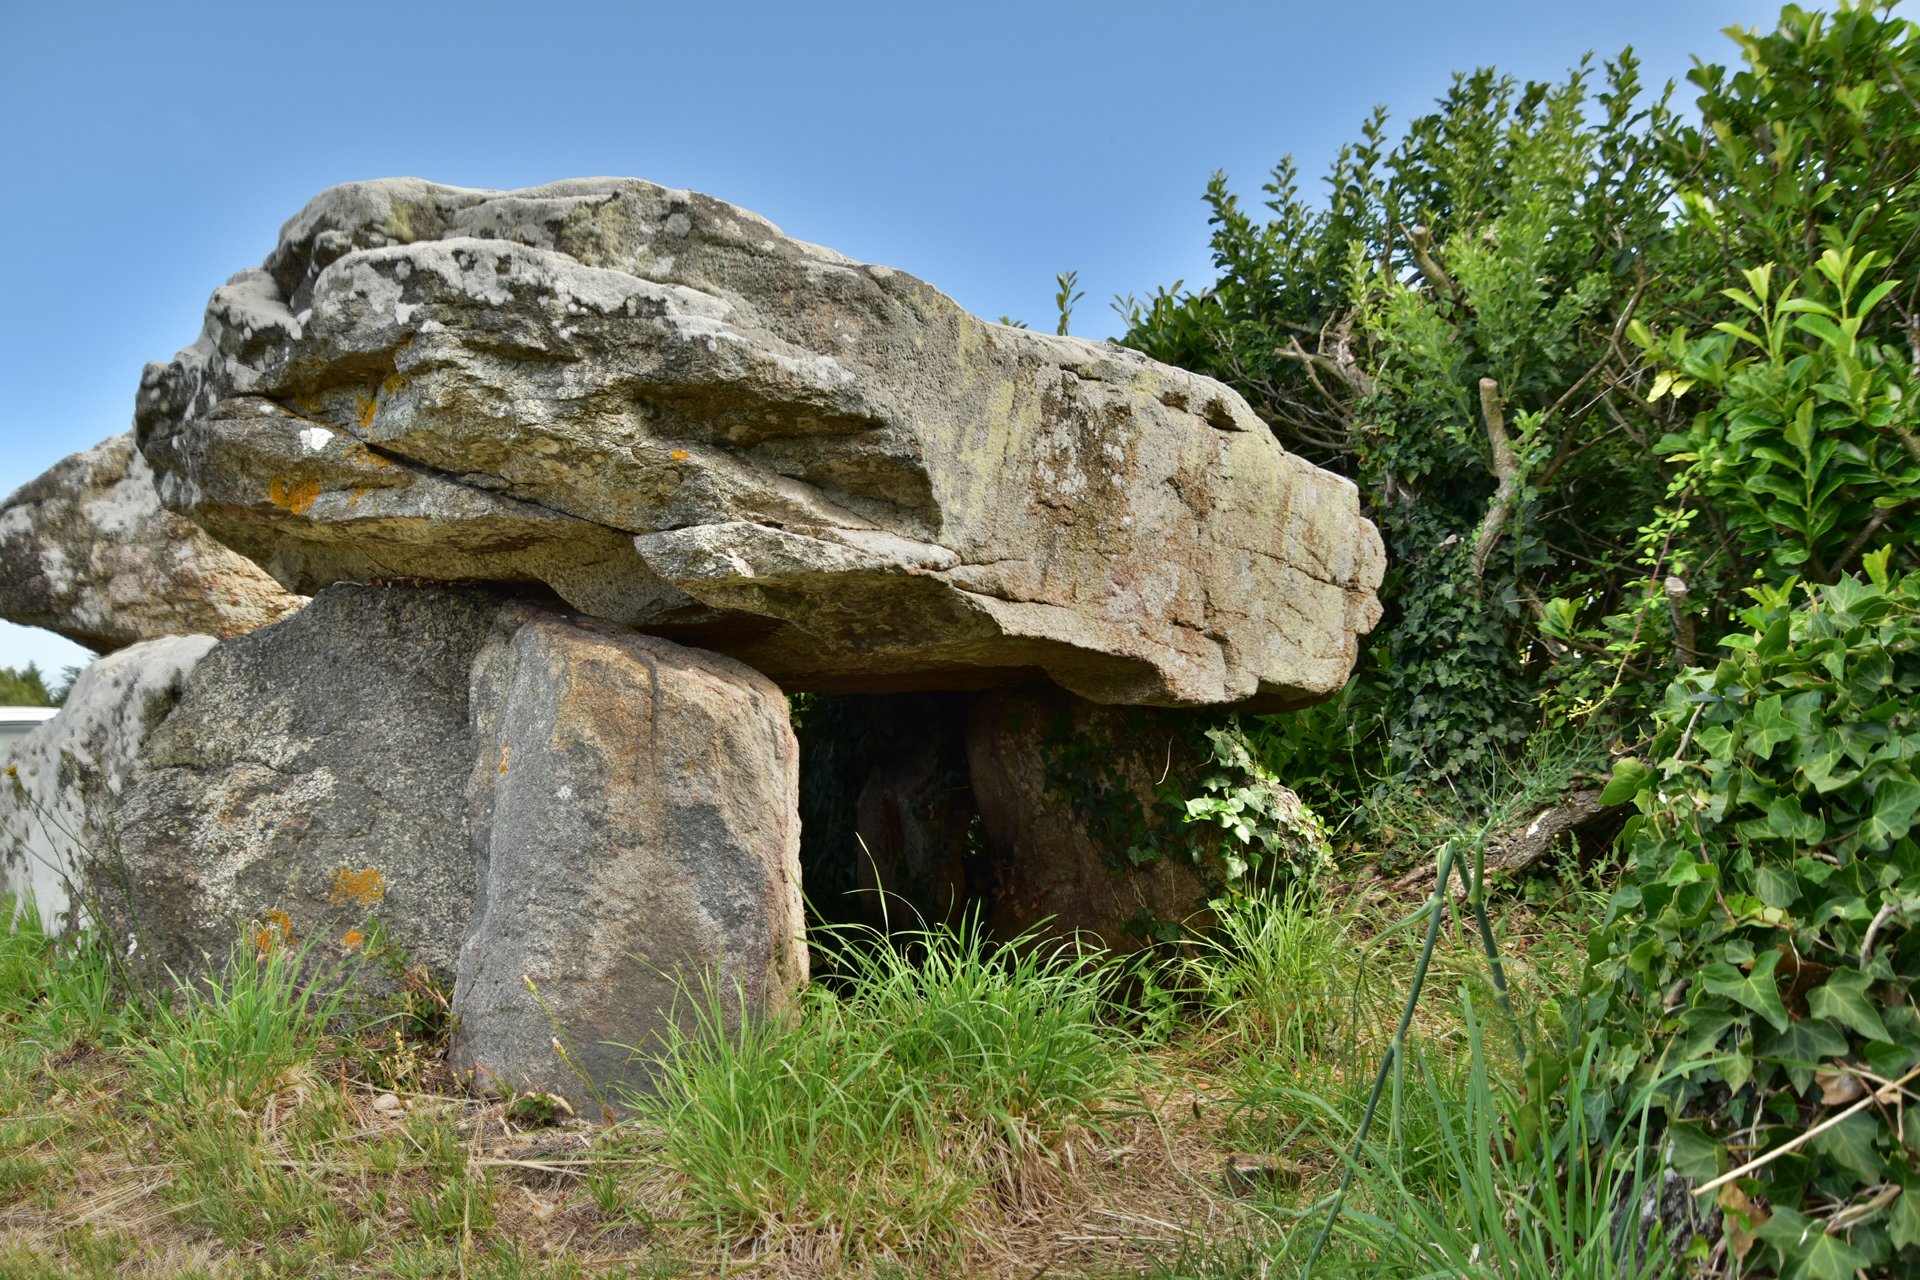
left=791, top=691, right=989, bottom=933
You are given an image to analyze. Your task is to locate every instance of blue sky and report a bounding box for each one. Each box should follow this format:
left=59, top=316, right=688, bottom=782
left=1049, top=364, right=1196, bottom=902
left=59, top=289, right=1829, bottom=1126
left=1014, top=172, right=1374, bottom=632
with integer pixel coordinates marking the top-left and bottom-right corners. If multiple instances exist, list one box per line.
left=1, top=0, right=1778, bottom=676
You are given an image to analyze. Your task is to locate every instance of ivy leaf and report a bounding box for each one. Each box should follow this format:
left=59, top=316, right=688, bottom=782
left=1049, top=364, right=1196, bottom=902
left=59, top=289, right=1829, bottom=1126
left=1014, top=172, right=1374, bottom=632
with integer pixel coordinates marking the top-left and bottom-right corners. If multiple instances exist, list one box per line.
left=1808, top=968, right=1892, bottom=1042
left=1755, top=864, right=1801, bottom=909
left=1703, top=951, right=1792, bottom=1031
left=1891, top=1185, right=1920, bottom=1251
left=1865, top=777, right=1920, bottom=849
left=1666, top=1121, right=1723, bottom=1181
left=1756, top=1017, right=1851, bottom=1093
left=1600, top=756, right=1655, bottom=805
left=1745, top=694, right=1795, bottom=757
left=1810, top=1111, right=1882, bottom=1181
left=1757, top=1207, right=1870, bottom=1280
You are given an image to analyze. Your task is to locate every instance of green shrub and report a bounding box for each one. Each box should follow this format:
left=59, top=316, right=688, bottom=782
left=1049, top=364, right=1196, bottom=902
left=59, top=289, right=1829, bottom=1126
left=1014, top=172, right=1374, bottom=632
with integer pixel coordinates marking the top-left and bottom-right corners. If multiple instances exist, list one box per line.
left=0, top=664, right=57, bottom=708
left=1590, top=553, right=1920, bottom=1275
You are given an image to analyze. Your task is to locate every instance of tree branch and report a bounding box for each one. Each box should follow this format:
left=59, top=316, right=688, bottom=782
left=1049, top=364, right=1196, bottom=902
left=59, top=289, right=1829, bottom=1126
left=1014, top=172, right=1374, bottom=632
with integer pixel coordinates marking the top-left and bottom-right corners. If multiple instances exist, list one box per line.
left=1405, top=225, right=1455, bottom=296
left=1470, top=378, right=1524, bottom=595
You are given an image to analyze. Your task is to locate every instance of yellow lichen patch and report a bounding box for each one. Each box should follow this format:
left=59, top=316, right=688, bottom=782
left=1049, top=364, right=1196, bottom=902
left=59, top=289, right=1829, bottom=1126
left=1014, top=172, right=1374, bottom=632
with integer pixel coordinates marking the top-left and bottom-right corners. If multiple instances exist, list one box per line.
left=498, top=742, right=513, bottom=774
left=330, top=867, right=387, bottom=906
left=342, top=442, right=392, bottom=470
left=381, top=373, right=409, bottom=397
left=268, top=477, right=321, bottom=515
left=670, top=450, right=691, bottom=461
left=340, top=929, right=367, bottom=950
left=356, top=396, right=377, bottom=430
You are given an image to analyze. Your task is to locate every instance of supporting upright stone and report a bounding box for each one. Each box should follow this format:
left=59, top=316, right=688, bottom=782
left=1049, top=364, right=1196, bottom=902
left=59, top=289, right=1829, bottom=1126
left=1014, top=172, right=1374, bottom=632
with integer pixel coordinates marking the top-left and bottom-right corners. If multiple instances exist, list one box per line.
left=1, top=635, right=218, bottom=926
left=966, top=682, right=1218, bottom=950
left=113, top=585, right=506, bottom=979
left=450, top=612, right=805, bottom=1115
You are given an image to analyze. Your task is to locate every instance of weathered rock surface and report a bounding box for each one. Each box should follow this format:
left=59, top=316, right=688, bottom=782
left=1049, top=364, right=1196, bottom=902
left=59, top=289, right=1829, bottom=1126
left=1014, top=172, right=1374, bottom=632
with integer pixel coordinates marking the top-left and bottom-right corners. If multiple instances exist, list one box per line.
left=0, top=636, right=218, bottom=926
left=450, top=611, right=805, bottom=1113
left=137, top=177, right=1384, bottom=708
left=965, top=682, right=1219, bottom=949
left=114, top=584, right=505, bottom=978
left=0, top=434, right=305, bottom=653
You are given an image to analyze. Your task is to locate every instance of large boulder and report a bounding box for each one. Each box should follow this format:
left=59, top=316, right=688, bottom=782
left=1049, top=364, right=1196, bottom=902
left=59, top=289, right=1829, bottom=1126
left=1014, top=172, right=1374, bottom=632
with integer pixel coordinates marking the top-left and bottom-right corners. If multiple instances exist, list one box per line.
left=114, top=584, right=505, bottom=978
left=0, top=635, right=218, bottom=927
left=136, top=178, right=1383, bottom=709
left=451, top=610, right=805, bottom=1113
left=965, top=682, right=1219, bottom=950
left=965, top=683, right=1331, bottom=950
left=0, top=434, right=304, bottom=653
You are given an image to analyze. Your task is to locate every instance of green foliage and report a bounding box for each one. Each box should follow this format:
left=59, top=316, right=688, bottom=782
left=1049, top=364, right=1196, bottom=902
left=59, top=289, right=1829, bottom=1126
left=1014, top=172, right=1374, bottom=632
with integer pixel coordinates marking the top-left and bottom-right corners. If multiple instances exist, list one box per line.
left=1054, top=269, right=1083, bottom=336
left=1326, top=1006, right=1677, bottom=1280
left=0, top=664, right=57, bottom=708
left=1590, top=562, right=1920, bottom=1269
left=1183, top=723, right=1335, bottom=883
left=1653, top=245, right=1920, bottom=583
left=1185, top=888, right=1376, bottom=1071
left=1117, top=2, right=1920, bottom=788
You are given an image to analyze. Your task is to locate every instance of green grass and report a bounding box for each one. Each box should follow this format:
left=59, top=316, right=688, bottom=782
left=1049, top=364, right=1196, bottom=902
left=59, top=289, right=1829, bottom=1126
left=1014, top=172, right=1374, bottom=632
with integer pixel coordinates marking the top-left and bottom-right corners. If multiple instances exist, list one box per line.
left=0, top=869, right=1625, bottom=1278
left=632, top=914, right=1130, bottom=1264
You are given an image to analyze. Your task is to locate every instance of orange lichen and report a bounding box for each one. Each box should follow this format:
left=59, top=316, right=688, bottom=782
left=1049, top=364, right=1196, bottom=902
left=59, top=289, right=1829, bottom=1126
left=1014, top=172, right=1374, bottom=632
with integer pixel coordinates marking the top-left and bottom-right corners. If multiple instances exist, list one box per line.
left=343, top=443, right=392, bottom=470
left=340, top=929, right=367, bottom=950
left=498, top=742, right=513, bottom=774
left=330, top=867, right=387, bottom=906
left=381, top=373, right=409, bottom=396
left=268, top=477, right=321, bottom=514
left=357, top=396, right=377, bottom=430
left=670, top=450, right=691, bottom=460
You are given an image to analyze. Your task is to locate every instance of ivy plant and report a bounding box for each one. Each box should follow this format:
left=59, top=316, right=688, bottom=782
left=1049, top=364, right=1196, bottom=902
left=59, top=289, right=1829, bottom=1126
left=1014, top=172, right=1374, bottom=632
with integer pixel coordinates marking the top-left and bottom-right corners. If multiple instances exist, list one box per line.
left=1587, top=549, right=1920, bottom=1275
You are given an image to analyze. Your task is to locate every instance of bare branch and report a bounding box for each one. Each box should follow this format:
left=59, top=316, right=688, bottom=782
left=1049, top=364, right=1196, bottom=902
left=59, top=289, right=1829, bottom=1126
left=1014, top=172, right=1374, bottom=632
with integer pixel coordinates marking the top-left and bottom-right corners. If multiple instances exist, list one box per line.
left=1470, top=378, right=1525, bottom=594
left=1405, top=225, right=1455, bottom=296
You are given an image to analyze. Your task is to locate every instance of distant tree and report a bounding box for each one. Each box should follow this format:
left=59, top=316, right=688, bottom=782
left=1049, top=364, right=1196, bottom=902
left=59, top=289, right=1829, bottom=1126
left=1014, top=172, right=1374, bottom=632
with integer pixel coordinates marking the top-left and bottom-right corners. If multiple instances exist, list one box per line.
left=0, top=663, right=58, bottom=707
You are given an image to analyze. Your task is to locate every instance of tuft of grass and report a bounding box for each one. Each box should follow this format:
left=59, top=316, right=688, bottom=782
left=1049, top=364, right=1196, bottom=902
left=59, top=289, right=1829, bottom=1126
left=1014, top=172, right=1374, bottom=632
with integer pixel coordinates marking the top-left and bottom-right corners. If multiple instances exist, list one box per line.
left=1318, top=1001, right=1677, bottom=1280
left=635, top=914, right=1131, bottom=1263
left=137, top=931, right=353, bottom=1120
left=1187, top=887, right=1385, bottom=1070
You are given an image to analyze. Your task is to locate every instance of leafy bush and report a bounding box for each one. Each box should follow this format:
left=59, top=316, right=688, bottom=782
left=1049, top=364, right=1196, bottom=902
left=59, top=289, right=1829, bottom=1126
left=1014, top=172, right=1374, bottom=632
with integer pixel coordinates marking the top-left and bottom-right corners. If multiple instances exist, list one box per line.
left=1119, top=2, right=1920, bottom=785
left=1590, top=553, right=1920, bottom=1274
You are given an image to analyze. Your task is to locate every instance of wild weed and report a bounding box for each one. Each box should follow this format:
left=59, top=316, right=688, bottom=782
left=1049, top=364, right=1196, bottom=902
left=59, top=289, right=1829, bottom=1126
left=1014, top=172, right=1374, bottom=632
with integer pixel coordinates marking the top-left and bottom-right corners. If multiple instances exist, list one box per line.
left=1187, top=887, right=1384, bottom=1069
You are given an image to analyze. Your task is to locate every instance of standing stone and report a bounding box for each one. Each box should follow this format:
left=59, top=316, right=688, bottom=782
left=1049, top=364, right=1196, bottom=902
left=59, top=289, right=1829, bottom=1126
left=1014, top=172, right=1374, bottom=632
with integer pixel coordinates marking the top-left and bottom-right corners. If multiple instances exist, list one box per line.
left=966, top=682, right=1220, bottom=950
left=0, top=434, right=304, bottom=653
left=450, top=612, right=805, bottom=1114
left=1, top=635, right=218, bottom=927
left=113, top=584, right=506, bottom=979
